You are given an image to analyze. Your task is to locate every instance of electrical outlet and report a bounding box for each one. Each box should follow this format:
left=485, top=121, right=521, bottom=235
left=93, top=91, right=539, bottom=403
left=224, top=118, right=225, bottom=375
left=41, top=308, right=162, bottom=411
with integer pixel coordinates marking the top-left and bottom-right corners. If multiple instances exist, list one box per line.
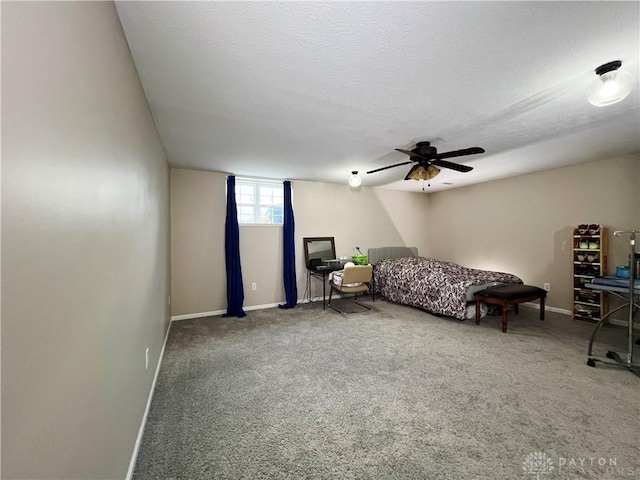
left=251, top=282, right=257, bottom=291
left=168, top=296, right=171, bottom=306
left=543, top=283, right=551, bottom=291
left=145, top=348, right=149, bottom=370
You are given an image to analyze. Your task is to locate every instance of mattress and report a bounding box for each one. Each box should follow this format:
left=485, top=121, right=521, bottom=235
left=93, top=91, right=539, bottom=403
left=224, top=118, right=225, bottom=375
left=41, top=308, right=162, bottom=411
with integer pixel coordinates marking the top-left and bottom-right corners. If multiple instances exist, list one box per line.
left=465, top=281, right=506, bottom=301
left=373, top=256, right=522, bottom=319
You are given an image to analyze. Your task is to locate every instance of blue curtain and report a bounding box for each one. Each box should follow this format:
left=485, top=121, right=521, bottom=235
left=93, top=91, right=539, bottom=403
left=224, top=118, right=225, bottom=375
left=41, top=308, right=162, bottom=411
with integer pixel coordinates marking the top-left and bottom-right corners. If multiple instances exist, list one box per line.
left=223, top=175, right=246, bottom=318
left=279, top=180, right=297, bottom=309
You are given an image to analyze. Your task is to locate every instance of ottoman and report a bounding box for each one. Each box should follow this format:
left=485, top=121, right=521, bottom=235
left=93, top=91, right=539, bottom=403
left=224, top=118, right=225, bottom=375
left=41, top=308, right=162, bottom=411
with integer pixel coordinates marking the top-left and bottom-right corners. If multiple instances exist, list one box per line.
left=474, top=284, right=547, bottom=333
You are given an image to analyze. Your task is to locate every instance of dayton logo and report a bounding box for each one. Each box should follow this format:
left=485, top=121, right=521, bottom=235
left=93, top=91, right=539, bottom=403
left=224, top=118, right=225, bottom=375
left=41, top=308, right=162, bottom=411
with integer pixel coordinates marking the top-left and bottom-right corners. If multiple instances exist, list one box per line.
left=523, top=451, right=555, bottom=479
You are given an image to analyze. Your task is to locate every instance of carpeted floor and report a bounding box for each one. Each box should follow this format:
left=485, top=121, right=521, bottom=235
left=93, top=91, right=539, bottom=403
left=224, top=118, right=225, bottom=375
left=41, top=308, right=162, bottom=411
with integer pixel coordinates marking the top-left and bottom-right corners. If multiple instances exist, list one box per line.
left=133, top=298, right=640, bottom=480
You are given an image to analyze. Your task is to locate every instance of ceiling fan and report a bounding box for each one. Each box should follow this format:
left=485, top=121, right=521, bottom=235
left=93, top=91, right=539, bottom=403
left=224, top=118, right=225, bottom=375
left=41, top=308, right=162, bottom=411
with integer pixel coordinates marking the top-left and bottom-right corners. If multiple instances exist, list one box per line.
left=366, top=141, right=484, bottom=183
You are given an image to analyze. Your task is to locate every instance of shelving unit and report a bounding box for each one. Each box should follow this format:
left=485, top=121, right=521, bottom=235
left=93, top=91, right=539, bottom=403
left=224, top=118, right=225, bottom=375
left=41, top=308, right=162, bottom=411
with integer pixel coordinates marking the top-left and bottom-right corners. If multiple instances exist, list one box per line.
left=573, top=224, right=608, bottom=322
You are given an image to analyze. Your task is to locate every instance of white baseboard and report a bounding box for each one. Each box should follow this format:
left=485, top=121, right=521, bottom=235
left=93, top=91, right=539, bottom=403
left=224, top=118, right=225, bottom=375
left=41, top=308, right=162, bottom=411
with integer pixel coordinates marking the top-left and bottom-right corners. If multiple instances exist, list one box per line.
left=126, top=318, right=172, bottom=480
left=170, top=296, right=348, bottom=322
left=173, top=299, right=639, bottom=327
left=171, top=310, right=225, bottom=321
left=521, top=302, right=639, bottom=329
left=521, top=302, right=572, bottom=316
left=170, top=294, right=356, bottom=321
left=171, top=302, right=288, bottom=321
left=245, top=302, right=281, bottom=312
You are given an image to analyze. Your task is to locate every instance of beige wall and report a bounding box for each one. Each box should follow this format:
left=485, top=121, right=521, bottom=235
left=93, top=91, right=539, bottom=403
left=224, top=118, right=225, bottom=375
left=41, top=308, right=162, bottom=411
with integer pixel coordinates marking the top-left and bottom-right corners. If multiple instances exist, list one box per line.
left=170, top=172, right=431, bottom=316
left=426, top=154, right=640, bottom=311
left=170, top=169, right=227, bottom=315
left=171, top=155, right=638, bottom=318
left=293, top=181, right=431, bottom=303
left=170, top=169, right=288, bottom=315
left=2, top=3, right=170, bottom=479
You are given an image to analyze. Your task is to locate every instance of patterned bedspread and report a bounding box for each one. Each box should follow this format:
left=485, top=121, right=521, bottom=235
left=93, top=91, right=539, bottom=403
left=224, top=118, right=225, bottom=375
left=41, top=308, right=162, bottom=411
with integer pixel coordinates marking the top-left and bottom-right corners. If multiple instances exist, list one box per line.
left=373, top=257, right=522, bottom=319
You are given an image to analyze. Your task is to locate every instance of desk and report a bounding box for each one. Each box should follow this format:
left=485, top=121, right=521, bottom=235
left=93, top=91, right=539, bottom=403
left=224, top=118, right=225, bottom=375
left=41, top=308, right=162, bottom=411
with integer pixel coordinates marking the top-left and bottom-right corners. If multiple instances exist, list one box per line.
left=585, top=281, right=640, bottom=376
left=307, top=266, right=343, bottom=310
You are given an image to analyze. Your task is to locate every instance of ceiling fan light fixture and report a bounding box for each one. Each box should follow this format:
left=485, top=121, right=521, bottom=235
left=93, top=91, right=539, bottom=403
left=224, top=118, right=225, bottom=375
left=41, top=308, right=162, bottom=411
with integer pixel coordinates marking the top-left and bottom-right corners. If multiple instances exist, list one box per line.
left=407, top=164, right=440, bottom=181
left=588, top=60, right=634, bottom=107
left=348, top=170, right=362, bottom=187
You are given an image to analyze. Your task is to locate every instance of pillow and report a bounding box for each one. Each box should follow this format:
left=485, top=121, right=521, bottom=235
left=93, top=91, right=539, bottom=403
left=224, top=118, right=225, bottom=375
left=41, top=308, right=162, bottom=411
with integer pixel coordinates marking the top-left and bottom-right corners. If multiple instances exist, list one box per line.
left=329, top=263, right=362, bottom=287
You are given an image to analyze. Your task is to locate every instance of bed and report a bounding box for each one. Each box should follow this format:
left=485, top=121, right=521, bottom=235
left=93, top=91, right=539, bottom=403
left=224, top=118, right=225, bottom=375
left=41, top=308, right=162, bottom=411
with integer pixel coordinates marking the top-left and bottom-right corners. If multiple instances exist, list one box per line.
left=369, top=246, right=523, bottom=319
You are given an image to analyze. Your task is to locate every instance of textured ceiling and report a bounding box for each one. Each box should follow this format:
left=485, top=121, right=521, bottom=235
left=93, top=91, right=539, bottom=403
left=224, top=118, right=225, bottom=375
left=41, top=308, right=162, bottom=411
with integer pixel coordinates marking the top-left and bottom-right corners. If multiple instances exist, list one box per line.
left=115, top=1, right=640, bottom=192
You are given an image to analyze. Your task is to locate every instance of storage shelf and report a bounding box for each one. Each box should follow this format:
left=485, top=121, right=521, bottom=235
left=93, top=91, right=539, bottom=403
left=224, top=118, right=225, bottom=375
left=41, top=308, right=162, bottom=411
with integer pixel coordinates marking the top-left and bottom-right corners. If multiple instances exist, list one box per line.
left=572, top=225, right=607, bottom=323
left=574, top=300, right=600, bottom=306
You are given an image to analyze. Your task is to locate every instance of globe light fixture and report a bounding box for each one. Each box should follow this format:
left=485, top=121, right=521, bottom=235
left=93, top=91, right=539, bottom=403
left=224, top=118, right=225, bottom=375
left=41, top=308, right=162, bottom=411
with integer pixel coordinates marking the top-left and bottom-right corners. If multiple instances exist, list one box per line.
left=348, top=170, right=362, bottom=187
left=588, top=60, right=634, bottom=107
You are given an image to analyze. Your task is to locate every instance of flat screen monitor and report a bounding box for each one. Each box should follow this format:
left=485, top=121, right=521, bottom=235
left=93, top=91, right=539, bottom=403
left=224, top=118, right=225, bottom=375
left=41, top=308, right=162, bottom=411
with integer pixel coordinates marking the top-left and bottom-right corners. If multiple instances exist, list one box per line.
left=303, top=237, right=336, bottom=270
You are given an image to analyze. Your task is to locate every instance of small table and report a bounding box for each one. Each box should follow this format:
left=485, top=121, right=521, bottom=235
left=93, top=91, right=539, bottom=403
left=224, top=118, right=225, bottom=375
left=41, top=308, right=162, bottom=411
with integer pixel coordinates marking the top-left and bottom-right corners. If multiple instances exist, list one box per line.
left=475, top=284, right=547, bottom=333
left=307, top=265, right=343, bottom=310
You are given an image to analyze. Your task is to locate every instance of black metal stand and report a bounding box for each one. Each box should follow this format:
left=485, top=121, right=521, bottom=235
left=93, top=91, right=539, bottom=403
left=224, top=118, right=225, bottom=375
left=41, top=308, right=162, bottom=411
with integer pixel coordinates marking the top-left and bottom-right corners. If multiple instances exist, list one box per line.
left=586, top=230, right=640, bottom=377
left=370, top=264, right=376, bottom=302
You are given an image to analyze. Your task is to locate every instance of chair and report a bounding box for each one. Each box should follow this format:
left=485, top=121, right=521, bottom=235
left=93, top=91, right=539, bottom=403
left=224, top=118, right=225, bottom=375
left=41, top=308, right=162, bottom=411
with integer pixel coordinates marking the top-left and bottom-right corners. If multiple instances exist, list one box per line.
left=327, top=264, right=373, bottom=314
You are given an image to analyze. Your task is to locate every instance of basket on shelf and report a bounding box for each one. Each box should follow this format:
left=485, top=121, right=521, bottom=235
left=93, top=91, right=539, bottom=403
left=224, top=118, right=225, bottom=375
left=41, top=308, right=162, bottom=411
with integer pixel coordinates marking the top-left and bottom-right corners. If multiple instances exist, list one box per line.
left=351, top=255, right=368, bottom=265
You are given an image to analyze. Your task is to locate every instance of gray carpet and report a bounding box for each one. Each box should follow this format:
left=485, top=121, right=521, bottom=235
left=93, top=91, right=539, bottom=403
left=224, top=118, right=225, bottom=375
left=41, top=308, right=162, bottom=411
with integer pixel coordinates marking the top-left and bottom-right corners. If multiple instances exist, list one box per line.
left=133, top=298, right=640, bottom=480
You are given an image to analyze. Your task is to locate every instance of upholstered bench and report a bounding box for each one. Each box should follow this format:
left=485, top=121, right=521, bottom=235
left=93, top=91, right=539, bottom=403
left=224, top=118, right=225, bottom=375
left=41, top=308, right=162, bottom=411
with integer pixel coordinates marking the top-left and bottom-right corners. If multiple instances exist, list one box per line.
left=474, top=284, right=546, bottom=333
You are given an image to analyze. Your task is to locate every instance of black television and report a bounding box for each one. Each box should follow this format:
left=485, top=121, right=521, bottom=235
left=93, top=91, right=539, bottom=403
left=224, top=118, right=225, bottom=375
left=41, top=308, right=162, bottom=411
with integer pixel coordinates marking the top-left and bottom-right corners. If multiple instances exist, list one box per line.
left=303, top=237, right=336, bottom=270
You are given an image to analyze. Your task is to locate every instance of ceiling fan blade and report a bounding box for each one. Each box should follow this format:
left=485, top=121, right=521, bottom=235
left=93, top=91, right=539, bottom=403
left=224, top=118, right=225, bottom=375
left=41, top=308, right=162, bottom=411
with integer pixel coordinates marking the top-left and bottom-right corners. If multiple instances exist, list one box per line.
left=435, top=147, right=485, bottom=159
left=431, top=159, right=474, bottom=173
left=395, top=148, right=425, bottom=158
left=366, top=161, right=413, bottom=174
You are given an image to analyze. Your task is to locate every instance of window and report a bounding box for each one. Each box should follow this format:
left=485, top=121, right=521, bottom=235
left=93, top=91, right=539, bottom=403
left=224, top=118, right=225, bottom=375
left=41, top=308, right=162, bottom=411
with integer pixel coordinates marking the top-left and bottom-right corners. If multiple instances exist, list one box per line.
left=235, top=178, right=284, bottom=225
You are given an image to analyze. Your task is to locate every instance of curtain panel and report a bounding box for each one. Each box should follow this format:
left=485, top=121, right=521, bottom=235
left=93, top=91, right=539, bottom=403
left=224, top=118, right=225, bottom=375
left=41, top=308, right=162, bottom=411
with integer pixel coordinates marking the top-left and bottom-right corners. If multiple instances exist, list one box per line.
left=279, top=180, right=297, bottom=308
left=223, top=175, right=246, bottom=318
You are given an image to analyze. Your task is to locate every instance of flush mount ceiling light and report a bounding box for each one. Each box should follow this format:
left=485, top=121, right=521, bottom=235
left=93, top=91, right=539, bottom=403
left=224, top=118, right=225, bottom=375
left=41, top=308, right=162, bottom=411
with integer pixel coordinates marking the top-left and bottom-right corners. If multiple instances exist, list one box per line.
left=587, top=60, right=634, bottom=107
left=348, top=170, right=362, bottom=187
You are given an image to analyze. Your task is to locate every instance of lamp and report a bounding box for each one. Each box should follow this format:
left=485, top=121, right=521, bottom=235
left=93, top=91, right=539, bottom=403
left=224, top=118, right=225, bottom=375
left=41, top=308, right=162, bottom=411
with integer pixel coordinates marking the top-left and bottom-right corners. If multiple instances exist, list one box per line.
left=588, top=60, right=634, bottom=107
left=348, top=170, right=362, bottom=187
left=406, top=164, right=440, bottom=181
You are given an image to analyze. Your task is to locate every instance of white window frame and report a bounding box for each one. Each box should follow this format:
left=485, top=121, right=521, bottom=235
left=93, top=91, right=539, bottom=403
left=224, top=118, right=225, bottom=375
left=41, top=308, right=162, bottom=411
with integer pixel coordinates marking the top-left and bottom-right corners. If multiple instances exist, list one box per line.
left=235, top=177, right=284, bottom=226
